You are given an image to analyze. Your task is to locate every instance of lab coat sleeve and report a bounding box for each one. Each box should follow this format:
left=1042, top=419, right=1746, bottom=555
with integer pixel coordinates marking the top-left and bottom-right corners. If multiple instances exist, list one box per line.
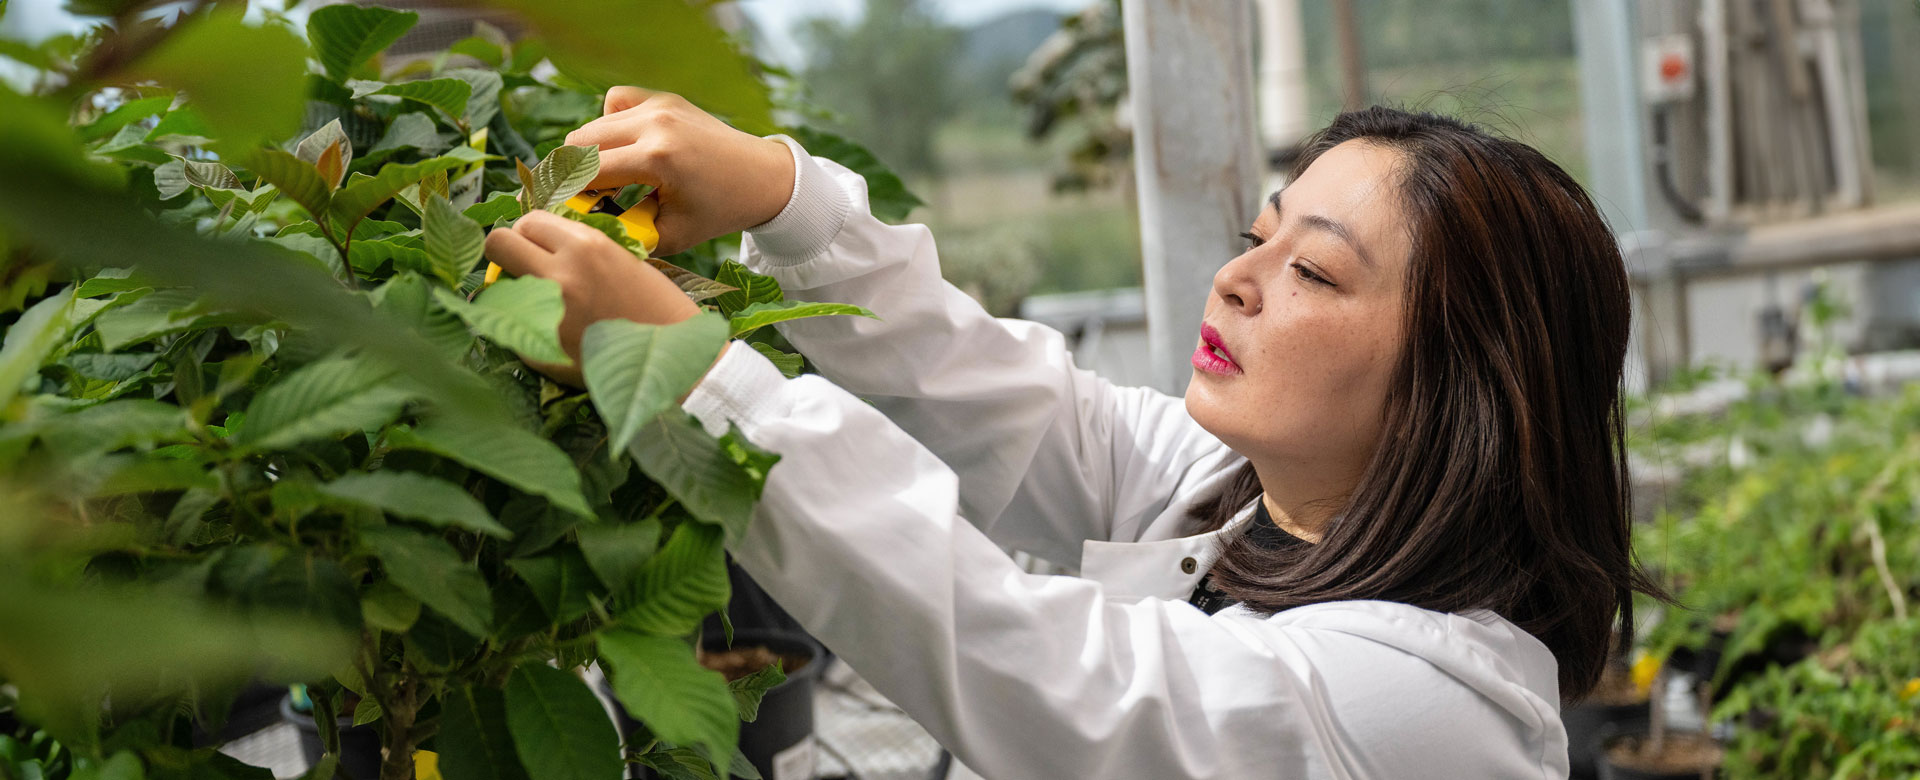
left=676, top=343, right=1479, bottom=780
left=733, top=137, right=1230, bottom=565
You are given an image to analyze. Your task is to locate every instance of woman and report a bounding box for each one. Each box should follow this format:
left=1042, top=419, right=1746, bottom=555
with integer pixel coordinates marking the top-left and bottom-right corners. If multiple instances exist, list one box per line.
left=485, top=87, right=1659, bottom=779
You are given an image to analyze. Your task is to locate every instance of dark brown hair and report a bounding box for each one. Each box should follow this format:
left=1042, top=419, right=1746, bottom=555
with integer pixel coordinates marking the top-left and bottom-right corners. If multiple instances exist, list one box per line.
left=1188, top=107, right=1663, bottom=702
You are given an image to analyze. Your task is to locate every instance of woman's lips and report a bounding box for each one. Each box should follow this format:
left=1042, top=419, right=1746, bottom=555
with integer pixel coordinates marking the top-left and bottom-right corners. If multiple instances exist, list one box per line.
left=1193, top=323, right=1242, bottom=375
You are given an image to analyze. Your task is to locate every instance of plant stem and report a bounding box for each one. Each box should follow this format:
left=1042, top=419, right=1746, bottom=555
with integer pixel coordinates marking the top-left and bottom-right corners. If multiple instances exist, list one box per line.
left=378, top=677, right=419, bottom=780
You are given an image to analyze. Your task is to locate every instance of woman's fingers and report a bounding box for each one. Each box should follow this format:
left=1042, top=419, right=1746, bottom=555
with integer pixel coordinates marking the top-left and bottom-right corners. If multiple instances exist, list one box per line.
left=587, top=141, right=670, bottom=191
left=482, top=227, right=557, bottom=279
left=604, top=85, right=660, bottom=116
left=514, top=209, right=603, bottom=252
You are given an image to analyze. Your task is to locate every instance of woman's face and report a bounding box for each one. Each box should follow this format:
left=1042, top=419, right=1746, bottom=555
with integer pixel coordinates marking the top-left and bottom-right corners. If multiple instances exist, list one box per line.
left=1185, top=140, right=1413, bottom=482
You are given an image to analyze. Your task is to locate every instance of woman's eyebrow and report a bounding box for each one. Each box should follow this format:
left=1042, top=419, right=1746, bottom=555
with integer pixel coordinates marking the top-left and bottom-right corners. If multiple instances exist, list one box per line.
left=1268, top=188, right=1376, bottom=270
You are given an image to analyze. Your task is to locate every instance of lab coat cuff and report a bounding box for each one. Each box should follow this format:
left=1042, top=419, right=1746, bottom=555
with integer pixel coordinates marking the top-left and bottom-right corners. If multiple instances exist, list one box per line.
left=744, top=135, right=853, bottom=268
left=680, top=340, right=788, bottom=438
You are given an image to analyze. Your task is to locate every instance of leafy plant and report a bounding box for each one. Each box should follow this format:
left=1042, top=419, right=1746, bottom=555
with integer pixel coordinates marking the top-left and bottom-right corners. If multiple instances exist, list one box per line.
left=0, top=3, right=902, bottom=779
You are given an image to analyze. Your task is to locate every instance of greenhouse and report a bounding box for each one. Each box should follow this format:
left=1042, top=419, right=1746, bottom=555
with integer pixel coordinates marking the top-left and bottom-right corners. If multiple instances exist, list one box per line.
left=1, top=1, right=1917, bottom=779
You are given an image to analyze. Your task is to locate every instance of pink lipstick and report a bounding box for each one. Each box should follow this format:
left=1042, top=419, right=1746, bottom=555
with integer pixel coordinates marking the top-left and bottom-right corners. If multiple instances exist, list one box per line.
left=1192, top=323, right=1242, bottom=375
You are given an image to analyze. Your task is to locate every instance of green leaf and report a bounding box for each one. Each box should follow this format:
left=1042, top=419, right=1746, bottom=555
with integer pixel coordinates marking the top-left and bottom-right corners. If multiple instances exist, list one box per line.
left=506, top=549, right=597, bottom=623
left=405, top=608, right=482, bottom=670
left=726, top=661, right=787, bottom=723
left=789, top=126, right=925, bottom=222
left=37, top=399, right=195, bottom=458
left=350, top=78, right=473, bottom=124
left=370, top=112, right=445, bottom=155
left=371, top=273, right=472, bottom=359
left=728, top=300, right=876, bottom=339
left=319, top=471, right=511, bottom=538
left=153, top=156, right=242, bottom=200
left=713, top=261, right=781, bottom=316
left=351, top=696, right=382, bottom=726
left=424, top=195, right=485, bottom=288
left=581, top=313, right=728, bottom=454
left=576, top=518, right=660, bottom=591
left=526, top=145, right=599, bottom=210
left=307, top=5, right=420, bottom=83
left=619, top=521, right=729, bottom=636
left=432, top=276, right=569, bottom=364
left=359, top=527, right=493, bottom=638
left=242, top=149, right=332, bottom=226
left=122, top=10, right=306, bottom=148
left=359, top=581, right=421, bottom=633
left=78, top=94, right=173, bottom=143
left=0, top=287, right=80, bottom=410
left=437, top=686, right=531, bottom=780
left=388, top=420, right=592, bottom=518
left=629, top=413, right=768, bottom=543
left=464, top=192, right=523, bottom=225
left=328, top=154, right=476, bottom=237
left=599, top=629, right=738, bottom=769
left=90, top=288, right=213, bottom=350
left=503, top=665, right=624, bottom=780
left=238, top=355, right=414, bottom=452
left=348, top=237, right=432, bottom=278
left=645, top=259, right=736, bottom=304
left=450, top=68, right=504, bottom=129
left=748, top=342, right=803, bottom=379
left=487, top=0, right=773, bottom=133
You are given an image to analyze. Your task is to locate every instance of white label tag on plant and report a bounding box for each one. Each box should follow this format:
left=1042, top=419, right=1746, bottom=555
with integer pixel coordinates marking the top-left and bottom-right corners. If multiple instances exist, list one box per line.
left=771, top=736, right=816, bottom=780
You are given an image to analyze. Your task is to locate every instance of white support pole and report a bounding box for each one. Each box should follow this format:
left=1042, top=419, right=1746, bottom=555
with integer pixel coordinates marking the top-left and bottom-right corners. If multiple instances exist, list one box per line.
left=1256, top=0, right=1311, bottom=194
left=1121, top=0, right=1263, bottom=395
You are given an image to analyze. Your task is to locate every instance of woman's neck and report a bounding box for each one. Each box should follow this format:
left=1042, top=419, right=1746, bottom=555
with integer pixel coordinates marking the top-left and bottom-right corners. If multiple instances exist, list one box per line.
left=1253, top=460, right=1363, bottom=544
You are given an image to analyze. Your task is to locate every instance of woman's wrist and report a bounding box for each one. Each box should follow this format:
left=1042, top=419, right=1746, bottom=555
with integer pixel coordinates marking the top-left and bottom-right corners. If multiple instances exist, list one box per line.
left=743, top=135, right=854, bottom=267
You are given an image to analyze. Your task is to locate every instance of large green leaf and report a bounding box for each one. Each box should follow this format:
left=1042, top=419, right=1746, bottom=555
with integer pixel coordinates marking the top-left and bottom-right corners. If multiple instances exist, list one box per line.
left=359, top=527, right=493, bottom=638
left=432, top=276, right=568, bottom=364
left=647, top=259, right=736, bottom=304
left=727, top=301, right=876, bottom=339
left=0, top=288, right=80, bottom=410
left=506, top=549, right=597, bottom=623
left=424, top=195, right=485, bottom=289
left=526, top=145, right=599, bottom=210
left=484, top=0, right=773, bottom=133
left=437, top=686, right=531, bottom=780
left=581, top=313, right=728, bottom=454
left=243, top=148, right=333, bottom=229
left=748, top=343, right=803, bottom=379
left=599, top=629, right=738, bottom=771
left=91, top=288, right=217, bottom=350
left=294, top=119, right=354, bottom=175
left=387, top=420, right=592, bottom=518
left=503, top=665, right=624, bottom=780
left=319, top=471, right=510, bottom=538
left=348, top=237, right=433, bottom=278
left=329, top=153, right=480, bottom=236
left=37, top=399, right=195, bottom=459
left=370, top=112, right=445, bottom=156
left=122, top=10, right=306, bottom=148
left=307, top=5, right=419, bottom=83
left=350, top=78, right=473, bottom=124
left=238, top=355, right=415, bottom=452
left=370, top=273, right=472, bottom=359
left=449, top=68, right=504, bottom=129
left=576, top=518, right=659, bottom=592
left=464, top=192, right=523, bottom=225
left=78, top=94, right=173, bottom=143
left=629, top=413, right=770, bottom=543
left=619, top=521, right=729, bottom=636
left=789, top=126, right=925, bottom=222
left=712, top=261, right=781, bottom=316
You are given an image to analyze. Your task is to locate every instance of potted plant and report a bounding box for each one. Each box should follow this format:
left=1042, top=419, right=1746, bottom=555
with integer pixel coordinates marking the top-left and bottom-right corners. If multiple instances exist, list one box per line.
left=0, top=3, right=916, bottom=779
left=1597, top=667, right=1724, bottom=780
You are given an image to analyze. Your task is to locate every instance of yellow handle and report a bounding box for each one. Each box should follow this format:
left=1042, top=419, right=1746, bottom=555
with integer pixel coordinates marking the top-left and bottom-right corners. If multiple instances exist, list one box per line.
left=483, top=192, right=659, bottom=288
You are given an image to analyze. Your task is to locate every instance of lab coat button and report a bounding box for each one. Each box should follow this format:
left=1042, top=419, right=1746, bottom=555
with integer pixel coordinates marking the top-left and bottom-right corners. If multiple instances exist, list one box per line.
left=1180, top=557, right=1197, bottom=574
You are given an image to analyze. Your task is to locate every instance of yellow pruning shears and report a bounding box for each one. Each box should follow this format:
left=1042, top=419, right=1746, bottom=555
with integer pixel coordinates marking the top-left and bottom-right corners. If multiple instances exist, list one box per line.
left=483, top=190, right=660, bottom=286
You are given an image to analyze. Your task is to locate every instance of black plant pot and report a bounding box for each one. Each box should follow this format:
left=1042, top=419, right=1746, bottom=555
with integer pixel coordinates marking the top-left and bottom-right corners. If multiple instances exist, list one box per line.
left=627, top=630, right=827, bottom=780
left=1597, top=730, right=1724, bottom=780
left=708, top=629, right=826, bottom=780
left=281, top=694, right=382, bottom=780
left=1563, top=700, right=1649, bottom=780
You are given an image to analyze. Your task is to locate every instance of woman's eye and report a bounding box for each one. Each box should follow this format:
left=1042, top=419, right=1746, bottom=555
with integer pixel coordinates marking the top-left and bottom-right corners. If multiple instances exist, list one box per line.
left=1238, top=231, right=1264, bottom=251
left=1293, top=262, right=1335, bottom=287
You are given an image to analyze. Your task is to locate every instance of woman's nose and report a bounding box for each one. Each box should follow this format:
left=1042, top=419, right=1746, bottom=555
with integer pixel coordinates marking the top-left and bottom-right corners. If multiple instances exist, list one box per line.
left=1212, top=251, right=1263, bottom=316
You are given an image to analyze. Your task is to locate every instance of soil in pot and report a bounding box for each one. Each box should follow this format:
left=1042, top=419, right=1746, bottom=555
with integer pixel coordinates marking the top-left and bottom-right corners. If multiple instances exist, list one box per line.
left=698, top=644, right=812, bottom=682
left=1600, top=731, right=1724, bottom=780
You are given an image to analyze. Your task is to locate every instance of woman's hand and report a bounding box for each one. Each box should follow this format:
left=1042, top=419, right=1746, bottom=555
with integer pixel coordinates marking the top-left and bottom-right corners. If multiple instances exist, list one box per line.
left=564, top=87, right=796, bottom=256
left=483, top=210, right=708, bottom=387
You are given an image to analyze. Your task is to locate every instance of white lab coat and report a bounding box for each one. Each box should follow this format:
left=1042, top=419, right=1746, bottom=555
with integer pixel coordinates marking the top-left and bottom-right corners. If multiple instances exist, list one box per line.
left=674, top=138, right=1571, bottom=779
